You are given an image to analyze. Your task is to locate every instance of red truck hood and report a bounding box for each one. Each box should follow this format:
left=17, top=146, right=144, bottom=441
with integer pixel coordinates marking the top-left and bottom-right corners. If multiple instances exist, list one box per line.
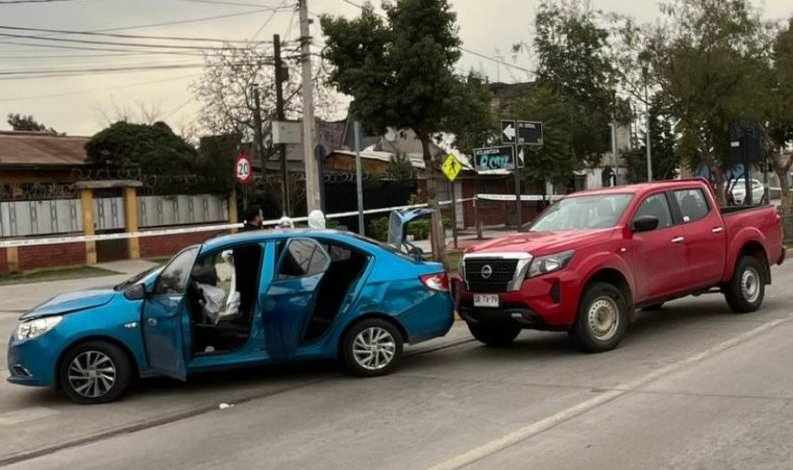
left=466, top=229, right=614, bottom=257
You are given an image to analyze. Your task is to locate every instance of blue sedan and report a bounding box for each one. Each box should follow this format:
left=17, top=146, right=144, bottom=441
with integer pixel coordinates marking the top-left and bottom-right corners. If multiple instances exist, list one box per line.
left=7, top=229, right=453, bottom=404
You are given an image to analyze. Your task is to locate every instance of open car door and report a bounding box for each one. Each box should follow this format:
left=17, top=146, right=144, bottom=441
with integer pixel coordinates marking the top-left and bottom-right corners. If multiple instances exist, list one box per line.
left=388, top=208, right=434, bottom=258
left=263, top=238, right=331, bottom=360
left=141, top=246, right=198, bottom=381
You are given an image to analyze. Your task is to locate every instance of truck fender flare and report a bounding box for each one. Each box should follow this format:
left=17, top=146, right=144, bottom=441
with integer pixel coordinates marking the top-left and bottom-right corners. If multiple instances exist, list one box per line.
left=723, top=228, right=769, bottom=283
left=578, top=253, right=636, bottom=309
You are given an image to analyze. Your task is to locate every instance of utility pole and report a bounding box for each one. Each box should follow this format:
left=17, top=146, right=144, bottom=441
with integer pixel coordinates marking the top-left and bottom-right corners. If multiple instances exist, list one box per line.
left=273, top=33, right=290, bottom=216
left=252, top=85, right=265, bottom=184
left=298, top=0, right=320, bottom=212
left=354, top=120, right=365, bottom=235
left=644, top=81, right=653, bottom=182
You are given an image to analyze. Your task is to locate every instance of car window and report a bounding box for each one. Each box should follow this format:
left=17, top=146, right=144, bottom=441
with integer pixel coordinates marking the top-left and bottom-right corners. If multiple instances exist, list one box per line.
left=154, top=246, right=199, bottom=296
left=529, top=194, right=633, bottom=232
left=633, top=194, right=673, bottom=230
left=278, top=238, right=330, bottom=279
left=673, top=189, right=710, bottom=223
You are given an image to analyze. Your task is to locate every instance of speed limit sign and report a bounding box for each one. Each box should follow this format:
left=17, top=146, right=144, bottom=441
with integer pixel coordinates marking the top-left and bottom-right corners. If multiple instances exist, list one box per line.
left=235, top=153, right=253, bottom=185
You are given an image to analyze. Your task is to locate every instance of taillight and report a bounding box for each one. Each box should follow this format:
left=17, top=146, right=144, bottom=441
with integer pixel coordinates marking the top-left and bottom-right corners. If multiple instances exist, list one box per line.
left=420, top=273, right=450, bottom=292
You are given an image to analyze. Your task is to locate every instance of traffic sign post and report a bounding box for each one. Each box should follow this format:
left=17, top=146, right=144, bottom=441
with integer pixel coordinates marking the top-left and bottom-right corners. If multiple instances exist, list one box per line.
left=473, top=146, right=516, bottom=172
left=235, top=153, right=254, bottom=185
left=442, top=154, right=464, bottom=248
left=495, top=119, right=544, bottom=229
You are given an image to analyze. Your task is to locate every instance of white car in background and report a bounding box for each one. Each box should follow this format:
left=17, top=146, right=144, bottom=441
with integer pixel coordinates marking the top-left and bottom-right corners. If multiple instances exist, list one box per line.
left=730, top=178, right=765, bottom=205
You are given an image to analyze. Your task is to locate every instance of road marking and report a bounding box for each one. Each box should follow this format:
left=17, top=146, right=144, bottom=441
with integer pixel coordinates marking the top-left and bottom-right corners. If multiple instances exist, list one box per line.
left=428, top=318, right=788, bottom=470
left=0, top=407, right=59, bottom=426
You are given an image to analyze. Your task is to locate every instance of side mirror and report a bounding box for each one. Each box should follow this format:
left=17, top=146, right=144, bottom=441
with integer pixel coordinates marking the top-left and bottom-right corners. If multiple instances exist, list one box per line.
left=632, top=215, right=660, bottom=233
left=124, top=283, right=147, bottom=301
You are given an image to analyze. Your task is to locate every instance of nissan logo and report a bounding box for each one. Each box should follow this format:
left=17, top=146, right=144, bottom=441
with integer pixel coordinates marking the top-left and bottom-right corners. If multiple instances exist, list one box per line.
left=481, top=265, right=493, bottom=279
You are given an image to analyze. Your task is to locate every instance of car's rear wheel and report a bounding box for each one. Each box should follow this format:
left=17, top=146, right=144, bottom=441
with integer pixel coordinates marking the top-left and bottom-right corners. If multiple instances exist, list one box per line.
left=569, top=282, right=629, bottom=353
left=341, top=318, right=403, bottom=377
left=58, top=341, right=133, bottom=404
left=725, top=255, right=766, bottom=313
left=467, top=323, right=521, bottom=347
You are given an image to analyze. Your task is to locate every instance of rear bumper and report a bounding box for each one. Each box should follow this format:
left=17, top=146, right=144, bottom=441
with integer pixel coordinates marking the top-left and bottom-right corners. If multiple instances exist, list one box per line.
left=452, top=270, right=581, bottom=330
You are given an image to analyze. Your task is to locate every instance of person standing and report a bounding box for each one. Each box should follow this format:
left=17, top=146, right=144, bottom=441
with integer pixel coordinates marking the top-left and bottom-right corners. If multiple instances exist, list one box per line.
left=242, top=204, right=263, bottom=231
left=308, top=210, right=326, bottom=230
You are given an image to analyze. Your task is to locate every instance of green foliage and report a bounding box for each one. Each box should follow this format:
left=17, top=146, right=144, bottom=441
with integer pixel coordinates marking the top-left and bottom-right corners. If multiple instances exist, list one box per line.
left=624, top=99, right=679, bottom=183
left=368, top=217, right=390, bottom=242
left=408, top=220, right=430, bottom=240
left=86, top=121, right=197, bottom=173
left=7, top=113, right=59, bottom=134
left=384, top=152, right=415, bottom=181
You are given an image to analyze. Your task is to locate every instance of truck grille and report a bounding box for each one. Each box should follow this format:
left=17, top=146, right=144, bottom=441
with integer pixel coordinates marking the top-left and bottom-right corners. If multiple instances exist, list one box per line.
left=465, top=258, right=519, bottom=293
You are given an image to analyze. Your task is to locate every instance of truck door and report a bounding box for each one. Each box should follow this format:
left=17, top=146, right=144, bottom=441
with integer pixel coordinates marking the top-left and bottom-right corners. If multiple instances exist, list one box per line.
left=627, top=192, right=688, bottom=302
left=672, top=188, right=727, bottom=288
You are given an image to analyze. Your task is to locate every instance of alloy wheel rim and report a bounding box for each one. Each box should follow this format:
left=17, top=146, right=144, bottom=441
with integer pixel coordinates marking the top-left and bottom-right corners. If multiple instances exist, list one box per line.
left=588, top=297, right=620, bottom=341
left=68, top=351, right=116, bottom=398
left=741, top=267, right=761, bottom=304
left=352, top=327, right=396, bottom=371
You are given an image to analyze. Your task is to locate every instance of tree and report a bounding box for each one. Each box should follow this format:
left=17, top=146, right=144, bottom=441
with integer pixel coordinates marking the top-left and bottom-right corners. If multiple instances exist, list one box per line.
left=766, top=18, right=793, bottom=216
left=644, top=0, right=770, bottom=203
left=624, top=99, right=679, bottom=183
left=530, top=0, right=619, bottom=166
left=384, top=152, right=416, bottom=182
left=7, top=113, right=59, bottom=134
left=321, top=0, right=472, bottom=263
left=85, top=121, right=209, bottom=193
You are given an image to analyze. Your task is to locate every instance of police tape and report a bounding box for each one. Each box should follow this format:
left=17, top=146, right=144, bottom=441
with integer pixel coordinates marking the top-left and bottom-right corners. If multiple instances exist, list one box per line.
left=477, top=193, right=564, bottom=202
left=0, top=198, right=479, bottom=249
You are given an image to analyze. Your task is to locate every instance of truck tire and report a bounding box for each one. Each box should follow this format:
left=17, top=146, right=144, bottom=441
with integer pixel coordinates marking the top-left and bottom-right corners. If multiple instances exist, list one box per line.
left=467, top=323, right=521, bottom=347
left=724, top=255, right=766, bottom=314
left=569, top=282, right=629, bottom=353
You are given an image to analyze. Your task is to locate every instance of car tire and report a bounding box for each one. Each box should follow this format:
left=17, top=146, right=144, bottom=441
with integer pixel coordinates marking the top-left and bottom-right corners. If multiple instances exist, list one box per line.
left=467, top=323, right=521, bottom=347
left=58, top=341, right=133, bottom=405
left=724, top=255, right=766, bottom=314
left=642, top=303, right=664, bottom=311
left=569, top=282, right=629, bottom=353
left=341, top=318, right=404, bottom=378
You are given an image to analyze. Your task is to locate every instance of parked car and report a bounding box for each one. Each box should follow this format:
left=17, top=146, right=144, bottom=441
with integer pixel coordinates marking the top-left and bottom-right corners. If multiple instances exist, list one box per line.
left=730, top=178, right=765, bottom=205
left=8, top=229, right=453, bottom=404
left=453, top=178, right=785, bottom=353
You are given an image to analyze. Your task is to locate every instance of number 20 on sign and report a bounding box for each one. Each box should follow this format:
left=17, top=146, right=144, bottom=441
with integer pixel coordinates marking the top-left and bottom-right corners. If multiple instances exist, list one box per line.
left=235, top=153, right=253, bottom=185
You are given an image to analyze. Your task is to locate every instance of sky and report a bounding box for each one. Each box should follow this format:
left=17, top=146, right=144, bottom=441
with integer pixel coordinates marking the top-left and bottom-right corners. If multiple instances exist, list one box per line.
left=0, top=0, right=791, bottom=137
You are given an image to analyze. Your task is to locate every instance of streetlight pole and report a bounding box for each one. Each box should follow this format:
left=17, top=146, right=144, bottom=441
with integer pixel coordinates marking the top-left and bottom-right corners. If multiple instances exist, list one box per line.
left=643, top=64, right=653, bottom=182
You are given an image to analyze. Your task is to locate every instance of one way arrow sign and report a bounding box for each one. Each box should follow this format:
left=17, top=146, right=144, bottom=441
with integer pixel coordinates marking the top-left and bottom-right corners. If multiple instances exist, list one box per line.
left=501, top=120, right=516, bottom=144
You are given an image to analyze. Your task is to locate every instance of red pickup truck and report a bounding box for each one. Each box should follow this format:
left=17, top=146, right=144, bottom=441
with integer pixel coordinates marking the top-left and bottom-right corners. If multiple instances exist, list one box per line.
left=454, top=178, right=786, bottom=353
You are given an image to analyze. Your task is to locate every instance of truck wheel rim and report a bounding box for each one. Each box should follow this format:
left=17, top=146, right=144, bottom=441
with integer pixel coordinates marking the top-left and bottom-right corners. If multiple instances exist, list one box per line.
left=741, top=267, right=761, bottom=303
left=68, top=351, right=116, bottom=398
left=588, top=297, right=619, bottom=341
left=352, top=327, right=396, bottom=371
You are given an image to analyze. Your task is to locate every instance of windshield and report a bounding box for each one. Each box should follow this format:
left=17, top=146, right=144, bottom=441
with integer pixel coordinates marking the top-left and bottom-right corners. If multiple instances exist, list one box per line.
left=529, top=194, right=633, bottom=232
left=114, top=265, right=160, bottom=291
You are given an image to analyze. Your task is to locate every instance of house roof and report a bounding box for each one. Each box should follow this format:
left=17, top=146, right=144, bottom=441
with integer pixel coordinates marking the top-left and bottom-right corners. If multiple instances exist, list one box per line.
left=0, top=131, right=89, bottom=167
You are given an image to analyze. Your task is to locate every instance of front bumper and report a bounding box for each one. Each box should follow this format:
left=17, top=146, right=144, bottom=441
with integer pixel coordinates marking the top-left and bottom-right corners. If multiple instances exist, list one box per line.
left=7, top=333, right=61, bottom=387
left=453, top=270, right=582, bottom=330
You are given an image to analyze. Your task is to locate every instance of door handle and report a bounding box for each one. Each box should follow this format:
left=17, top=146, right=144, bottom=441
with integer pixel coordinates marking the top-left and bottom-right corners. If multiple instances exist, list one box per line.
left=146, top=318, right=158, bottom=327
left=671, top=236, right=685, bottom=244
left=712, top=227, right=724, bottom=234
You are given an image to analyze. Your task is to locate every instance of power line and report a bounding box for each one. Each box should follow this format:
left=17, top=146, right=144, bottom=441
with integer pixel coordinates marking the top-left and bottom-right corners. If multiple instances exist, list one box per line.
left=0, top=73, right=199, bottom=102
left=250, top=0, right=292, bottom=42
left=1, top=59, right=274, bottom=79
left=0, top=0, right=85, bottom=3
left=0, top=24, right=282, bottom=44
left=329, top=0, right=533, bottom=76
left=0, top=40, right=214, bottom=56
left=0, top=32, right=255, bottom=51
left=171, top=0, right=285, bottom=7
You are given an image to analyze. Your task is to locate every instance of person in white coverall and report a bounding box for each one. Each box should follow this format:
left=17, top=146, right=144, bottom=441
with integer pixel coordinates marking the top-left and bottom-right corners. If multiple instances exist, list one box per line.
left=308, top=210, right=326, bottom=229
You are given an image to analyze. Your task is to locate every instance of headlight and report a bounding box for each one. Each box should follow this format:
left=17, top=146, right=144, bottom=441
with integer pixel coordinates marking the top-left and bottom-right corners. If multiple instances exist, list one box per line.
left=528, top=250, right=574, bottom=278
left=16, top=316, right=62, bottom=341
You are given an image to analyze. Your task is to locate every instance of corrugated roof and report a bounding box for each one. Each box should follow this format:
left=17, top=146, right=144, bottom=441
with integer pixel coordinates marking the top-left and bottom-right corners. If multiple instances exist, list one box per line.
left=0, top=131, right=89, bottom=166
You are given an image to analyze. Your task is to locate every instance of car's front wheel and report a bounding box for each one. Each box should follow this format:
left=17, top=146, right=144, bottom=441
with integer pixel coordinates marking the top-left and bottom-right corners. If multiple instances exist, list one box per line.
left=341, top=318, right=404, bottom=377
left=569, top=282, right=629, bottom=353
left=58, top=341, right=133, bottom=404
left=467, top=323, right=521, bottom=347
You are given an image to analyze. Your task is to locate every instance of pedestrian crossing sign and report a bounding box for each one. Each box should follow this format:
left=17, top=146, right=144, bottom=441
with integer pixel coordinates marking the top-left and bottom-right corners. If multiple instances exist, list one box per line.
left=442, top=154, right=463, bottom=182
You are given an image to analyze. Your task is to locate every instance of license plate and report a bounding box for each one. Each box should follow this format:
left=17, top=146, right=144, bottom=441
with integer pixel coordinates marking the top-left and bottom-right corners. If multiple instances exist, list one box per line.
left=474, top=294, right=500, bottom=308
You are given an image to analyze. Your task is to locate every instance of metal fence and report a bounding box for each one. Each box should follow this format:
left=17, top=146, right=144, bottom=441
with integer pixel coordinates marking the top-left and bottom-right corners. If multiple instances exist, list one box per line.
left=0, top=194, right=229, bottom=237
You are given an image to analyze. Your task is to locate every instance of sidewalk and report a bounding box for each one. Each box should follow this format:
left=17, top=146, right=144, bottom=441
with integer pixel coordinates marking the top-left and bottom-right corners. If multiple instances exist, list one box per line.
left=413, top=226, right=517, bottom=253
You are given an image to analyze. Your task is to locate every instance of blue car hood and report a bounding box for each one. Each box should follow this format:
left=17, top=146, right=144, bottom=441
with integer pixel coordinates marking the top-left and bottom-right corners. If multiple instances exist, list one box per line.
left=20, top=288, right=117, bottom=320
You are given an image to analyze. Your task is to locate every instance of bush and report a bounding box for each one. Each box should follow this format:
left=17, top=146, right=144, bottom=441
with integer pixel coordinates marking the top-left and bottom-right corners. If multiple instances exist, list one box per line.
left=408, top=220, right=430, bottom=240
left=369, top=217, right=390, bottom=242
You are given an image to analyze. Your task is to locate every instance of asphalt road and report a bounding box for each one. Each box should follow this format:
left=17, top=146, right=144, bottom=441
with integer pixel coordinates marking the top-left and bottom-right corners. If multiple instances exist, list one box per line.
left=1, top=261, right=793, bottom=469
